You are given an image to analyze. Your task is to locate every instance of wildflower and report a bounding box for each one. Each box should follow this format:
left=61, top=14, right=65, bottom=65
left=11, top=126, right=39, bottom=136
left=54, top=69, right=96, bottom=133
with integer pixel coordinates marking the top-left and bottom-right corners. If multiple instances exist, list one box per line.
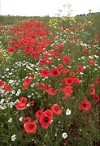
left=55, top=43, right=64, bottom=50
left=58, top=63, right=63, bottom=68
left=39, top=59, right=46, bottom=66
left=63, top=56, right=72, bottom=65
left=93, top=95, right=100, bottom=103
left=62, top=85, right=73, bottom=96
left=23, top=117, right=31, bottom=124
left=62, top=132, right=68, bottom=139
left=45, top=87, right=56, bottom=96
left=51, top=104, right=62, bottom=115
left=0, top=99, right=5, bottom=104
left=62, top=77, right=74, bottom=86
left=5, top=68, right=9, bottom=71
left=16, top=89, right=21, bottom=96
left=77, top=65, right=84, bottom=73
left=95, top=78, right=100, bottom=84
left=74, top=78, right=80, bottom=84
left=39, top=109, right=53, bottom=129
left=24, top=121, right=37, bottom=134
left=82, top=49, right=90, bottom=54
left=50, top=68, right=61, bottom=77
left=11, top=134, right=16, bottom=141
left=37, top=83, right=46, bottom=90
left=79, top=100, right=91, bottom=111
left=94, top=55, right=99, bottom=59
left=66, top=109, right=71, bottom=115
left=89, top=59, right=95, bottom=66
left=60, top=68, right=70, bottom=74
left=28, top=101, right=34, bottom=107
left=4, top=83, right=12, bottom=91
left=9, top=102, right=14, bottom=108
left=0, top=102, right=6, bottom=110
left=8, top=118, right=13, bottom=123
left=39, top=68, right=50, bottom=77
left=8, top=46, right=15, bottom=52
left=0, top=80, right=5, bottom=86
left=11, top=90, right=16, bottom=94
left=19, top=117, right=23, bottom=122
left=55, top=133, right=57, bottom=137
left=9, top=80, right=14, bottom=84
left=89, top=87, right=95, bottom=95
left=80, top=72, right=84, bottom=75
left=62, top=95, right=68, bottom=101
left=22, top=76, right=33, bottom=90
left=70, top=72, right=76, bottom=77
left=15, top=97, right=27, bottom=110
left=35, top=109, right=43, bottom=121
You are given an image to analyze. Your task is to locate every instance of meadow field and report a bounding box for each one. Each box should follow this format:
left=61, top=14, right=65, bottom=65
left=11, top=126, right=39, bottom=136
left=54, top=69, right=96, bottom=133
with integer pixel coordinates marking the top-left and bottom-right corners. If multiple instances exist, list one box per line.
left=0, top=13, right=100, bottom=146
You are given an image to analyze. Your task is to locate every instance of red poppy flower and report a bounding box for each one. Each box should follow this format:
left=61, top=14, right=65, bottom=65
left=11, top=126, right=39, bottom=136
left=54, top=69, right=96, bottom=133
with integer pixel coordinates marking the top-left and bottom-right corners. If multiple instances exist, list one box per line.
left=37, top=83, right=45, bottom=90
left=62, top=96, right=68, bottom=101
left=7, top=20, right=53, bottom=61
left=93, top=95, right=100, bottom=103
left=24, top=121, right=37, bottom=134
left=20, top=97, right=27, bottom=103
left=51, top=51, right=62, bottom=57
left=77, top=66, right=84, bottom=72
left=29, top=73, right=34, bottom=78
left=4, top=83, right=12, bottom=91
left=74, top=78, right=80, bottom=84
left=23, top=117, right=31, bottom=124
left=50, top=68, right=61, bottom=77
left=55, top=43, right=64, bottom=50
left=89, top=59, right=95, bottom=66
left=0, top=80, right=5, bottom=86
left=79, top=100, right=91, bottom=111
left=60, top=68, right=70, bottom=74
left=22, top=77, right=33, bottom=90
left=7, top=46, right=16, bottom=52
left=70, top=72, right=76, bottom=77
left=62, top=77, right=74, bottom=85
left=15, top=97, right=27, bottom=110
left=37, top=83, right=49, bottom=90
left=47, top=59, right=52, bottom=65
left=51, top=104, right=62, bottom=115
left=29, top=101, right=34, bottom=106
left=35, top=109, right=43, bottom=121
left=39, top=68, right=50, bottom=77
left=95, top=78, right=100, bottom=84
left=39, top=109, right=53, bottom=129
left=89, top=87, right=95, bottom=95
left=44, top=109, right=53, bottom=119
left=63, top=56, right=72, bottom=65
left=39, top=59, right=46, bottom=66
left=58, top=63, right=63, bottom=69
left=63, top=86, right=73, bottom=96
left=82, top=49, right=90, bottom=54
left=45, top=87, right=56, bottom=95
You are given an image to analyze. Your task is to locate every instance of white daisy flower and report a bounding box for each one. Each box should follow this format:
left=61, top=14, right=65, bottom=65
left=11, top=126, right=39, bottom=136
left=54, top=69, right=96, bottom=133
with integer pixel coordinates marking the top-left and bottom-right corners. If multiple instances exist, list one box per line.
left=11, top=134, right=16, bottom=141
left=66, top=109, right=71, bottom=115
left=62, top=132, right=68, bottom=139
left=8, top=118, right=13, bottom=123
left=19, top=117, right=23, bottom=121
